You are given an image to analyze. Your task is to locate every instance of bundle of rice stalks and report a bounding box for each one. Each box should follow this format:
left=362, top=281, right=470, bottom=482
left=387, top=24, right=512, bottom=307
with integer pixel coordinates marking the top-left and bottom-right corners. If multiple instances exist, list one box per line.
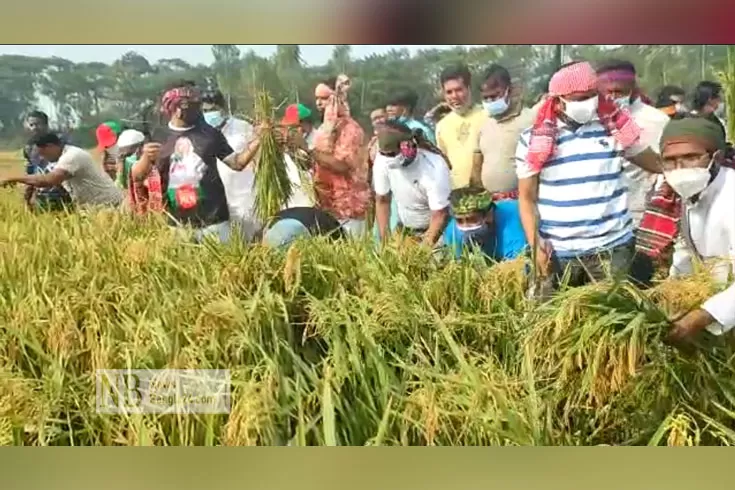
left=252, top=89, right=294, bottom=225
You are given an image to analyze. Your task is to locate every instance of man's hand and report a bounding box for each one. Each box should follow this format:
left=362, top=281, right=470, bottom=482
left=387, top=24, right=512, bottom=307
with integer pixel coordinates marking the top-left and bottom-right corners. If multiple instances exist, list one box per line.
left=532, top=239, right=552, bottom=277
left=142, top=142, right=161, bottom=163
left=666, top=308, right=715, bottom=346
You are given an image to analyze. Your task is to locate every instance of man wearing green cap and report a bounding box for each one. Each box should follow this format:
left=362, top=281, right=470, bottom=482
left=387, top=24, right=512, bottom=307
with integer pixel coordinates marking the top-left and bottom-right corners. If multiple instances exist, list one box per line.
left=659, top=118, right=735, bottom=347
left=96, top=120, right=124, bottom=180
left=281, top=103, right=316, bottom=150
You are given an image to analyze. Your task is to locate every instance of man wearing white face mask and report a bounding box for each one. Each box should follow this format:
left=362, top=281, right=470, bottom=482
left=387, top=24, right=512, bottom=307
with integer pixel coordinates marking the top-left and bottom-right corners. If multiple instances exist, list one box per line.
left=201, top=88, right=256, bottom=239
left=659, top=118, right=735, bottom=346
left=516, top=61, right=663, bottom=300
left=596, top=60, right=669, bottom=228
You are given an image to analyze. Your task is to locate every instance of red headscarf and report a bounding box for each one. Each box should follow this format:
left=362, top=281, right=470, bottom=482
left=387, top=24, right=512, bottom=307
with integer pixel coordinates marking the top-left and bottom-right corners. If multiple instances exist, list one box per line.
left=160, top=86, right=201, bottom=118
left=527, top=62, right=642, bottom=173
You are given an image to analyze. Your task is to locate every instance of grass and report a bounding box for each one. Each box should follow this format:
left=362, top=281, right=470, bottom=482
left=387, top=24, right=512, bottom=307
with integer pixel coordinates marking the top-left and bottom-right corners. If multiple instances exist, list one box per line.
left=1, top=149, right=735, bottom=446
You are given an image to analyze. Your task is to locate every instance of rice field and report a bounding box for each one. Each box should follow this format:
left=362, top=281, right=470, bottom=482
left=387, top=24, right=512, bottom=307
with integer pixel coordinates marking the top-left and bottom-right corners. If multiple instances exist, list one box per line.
left=1, top=150, right=735, bottom=446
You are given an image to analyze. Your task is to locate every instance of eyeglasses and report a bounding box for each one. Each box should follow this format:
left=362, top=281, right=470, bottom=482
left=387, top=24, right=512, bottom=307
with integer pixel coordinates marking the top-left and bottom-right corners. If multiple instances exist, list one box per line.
left=661, top=152, right=710, bottom=171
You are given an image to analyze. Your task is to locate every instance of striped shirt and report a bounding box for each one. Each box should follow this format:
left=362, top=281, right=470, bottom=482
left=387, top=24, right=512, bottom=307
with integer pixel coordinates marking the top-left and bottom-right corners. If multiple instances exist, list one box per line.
left=515, top=120, right=633, bottom=258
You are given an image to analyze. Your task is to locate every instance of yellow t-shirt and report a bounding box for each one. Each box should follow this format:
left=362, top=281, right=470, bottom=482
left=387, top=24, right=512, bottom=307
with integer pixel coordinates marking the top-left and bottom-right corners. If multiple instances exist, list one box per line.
left=435, top=106, right=488, bottom=188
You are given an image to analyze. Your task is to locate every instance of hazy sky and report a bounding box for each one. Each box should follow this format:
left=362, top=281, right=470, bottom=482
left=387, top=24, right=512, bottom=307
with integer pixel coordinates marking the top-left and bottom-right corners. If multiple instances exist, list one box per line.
left=0, top=45, right=482, bottom=65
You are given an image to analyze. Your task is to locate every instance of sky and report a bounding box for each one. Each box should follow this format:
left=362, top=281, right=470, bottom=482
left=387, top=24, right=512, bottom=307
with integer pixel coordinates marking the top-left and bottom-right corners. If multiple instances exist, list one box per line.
left=0, top=45, right=483, bottom=66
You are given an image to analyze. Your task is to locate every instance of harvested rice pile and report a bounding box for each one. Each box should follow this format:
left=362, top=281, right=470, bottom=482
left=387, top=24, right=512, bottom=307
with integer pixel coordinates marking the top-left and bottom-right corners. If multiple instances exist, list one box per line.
left=0, top=192, right=734, bottom=446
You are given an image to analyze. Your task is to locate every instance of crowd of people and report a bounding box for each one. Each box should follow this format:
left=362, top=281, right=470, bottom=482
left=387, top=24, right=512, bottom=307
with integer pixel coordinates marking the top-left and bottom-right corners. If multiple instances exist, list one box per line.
left=2, top=57, right=734, bottom=348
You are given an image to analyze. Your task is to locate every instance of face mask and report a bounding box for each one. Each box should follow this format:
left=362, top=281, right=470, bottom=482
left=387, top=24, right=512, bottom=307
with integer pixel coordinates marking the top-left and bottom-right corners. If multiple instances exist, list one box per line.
left=482, top=91, right=510, bottom=117
left=613, top=95, right=632, bottom=110
left=664, top=159, right=713, bottom=200
left=715, top=101, right=725, bottom=117
left=203, top=110, right=225, bottom=127
left=384, top=154, right=407, bottom=169
left=562, top=96, right=599, bottom=124
left=179, top=107, right=202, bottom=126
left=458, top=223, right=495, bottom=255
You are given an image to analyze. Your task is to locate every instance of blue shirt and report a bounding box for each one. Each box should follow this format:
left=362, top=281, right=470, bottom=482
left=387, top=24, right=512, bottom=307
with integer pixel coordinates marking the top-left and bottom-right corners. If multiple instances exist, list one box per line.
left=443, top=200, right=527, bottom=260
left=403, top=118, right=436, bottom=145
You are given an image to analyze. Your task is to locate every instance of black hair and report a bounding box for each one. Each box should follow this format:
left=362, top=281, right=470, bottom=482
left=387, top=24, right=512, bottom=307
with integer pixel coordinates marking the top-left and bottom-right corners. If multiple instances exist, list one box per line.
left=440, top=64, right=471, bottom=88
left=482, top=64, right=511, bottom=88
left=165, top=79, right=197, bottom=91
left=201, top=89, right=226, bottom=107
left=655, top=85, right=686, bottom=108
left=386, top=88, right=419, bottom=112
left=596, top=59, right=637, bottom=75
left=693, top=81, right=723, bottom=110
left=30, top=132, right=62, bottom=147
left=381, top=120, right=443, bottom=157
left=26, top=110, right=49, bottom=124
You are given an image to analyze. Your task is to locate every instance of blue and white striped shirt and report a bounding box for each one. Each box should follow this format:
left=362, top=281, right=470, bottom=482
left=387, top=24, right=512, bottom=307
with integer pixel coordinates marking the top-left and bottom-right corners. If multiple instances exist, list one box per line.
left=515, top=121, right=633, bottom=258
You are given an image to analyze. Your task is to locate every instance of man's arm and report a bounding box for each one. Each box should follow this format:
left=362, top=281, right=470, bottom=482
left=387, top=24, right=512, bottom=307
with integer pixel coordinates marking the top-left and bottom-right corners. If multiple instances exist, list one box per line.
left=421, top=157, right=452, bottom=246
left=311, top=150, right=351, bottom=176
left=470, top=153, right=483, bottom=188
left=423, top=208, right=450, bottom=247
left=625, top=145, right=663, bottom=174
left=3, top=168, right=70, bottom=188
left=373, top=158, right=392, bottom=241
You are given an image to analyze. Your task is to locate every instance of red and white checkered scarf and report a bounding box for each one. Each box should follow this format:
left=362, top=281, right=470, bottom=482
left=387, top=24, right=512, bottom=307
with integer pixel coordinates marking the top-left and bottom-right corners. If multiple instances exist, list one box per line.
left=160, top=86, right=201, bottom=118
left=527, top=62, right=642, bottom=173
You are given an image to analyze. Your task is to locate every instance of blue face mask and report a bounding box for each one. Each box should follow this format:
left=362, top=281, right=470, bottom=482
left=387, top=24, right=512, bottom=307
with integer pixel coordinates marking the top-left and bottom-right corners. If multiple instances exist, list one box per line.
left=482, top=96, right=509, bottom=117
left=457, top=223, right=496, bottom=257
left=203, top=110, right=225, bottom=128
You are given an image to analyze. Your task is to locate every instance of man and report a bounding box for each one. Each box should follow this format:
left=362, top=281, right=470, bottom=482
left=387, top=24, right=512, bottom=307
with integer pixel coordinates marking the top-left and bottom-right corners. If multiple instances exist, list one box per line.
left=200, top=87, right=257, bottom=239
left=96, top=120, right=124, bottom=180
left=423, top=102, right=452, bottom=133
left=373, top=121, right=451, bottom=247
left=3, top=133, right=122, bottom=208
left=282, top=103, right=317, bottom=149
left=261, top=206, right=346, bottom=248
left=516, top=61, right=662, bottom=298
left=596, top=60, right=670, bottom=227
left=444, top=186, right=527, bottom=261
left=660, top=118, right=735, bottom=346
left=655, top=85, right=687, bottom=118
left=310, top=75, right=371, bottom=237
left=132, top=82, right=264, bottom=244
left=21, top=110, right=72, bottom=212
left=435, top=64, right=488, bottom=189
left=472, top=64, right=536, bottom=196
left=368, top=108, right=388, bottom=164
left=691, top=81, right=727, bottom=141
left=385, top=88, right=436, bottom=143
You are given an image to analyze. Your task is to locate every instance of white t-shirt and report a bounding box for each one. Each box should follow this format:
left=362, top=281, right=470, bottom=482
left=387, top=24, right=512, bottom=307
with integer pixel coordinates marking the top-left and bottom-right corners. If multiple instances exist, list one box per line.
left=284, top=154, right=313, bottom=209
left=54, top=145, right=123, bottom=206
left=215, top=117, right=256, bottom=222
left=373, top=149, right=451, bottom=230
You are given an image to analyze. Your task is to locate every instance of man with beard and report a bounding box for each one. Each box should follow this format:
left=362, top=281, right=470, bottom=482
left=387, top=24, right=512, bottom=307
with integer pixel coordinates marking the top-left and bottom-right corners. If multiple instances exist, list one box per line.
left=435, top=64, right=488, bottom=189
left=21, top=110, right=72, bottom=212
left=131, top=82, right=265, bottom=244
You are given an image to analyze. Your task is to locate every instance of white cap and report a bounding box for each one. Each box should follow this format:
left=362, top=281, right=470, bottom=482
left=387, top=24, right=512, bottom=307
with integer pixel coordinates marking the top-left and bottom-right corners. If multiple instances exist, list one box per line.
left=116, top=129, right=145, bottom=149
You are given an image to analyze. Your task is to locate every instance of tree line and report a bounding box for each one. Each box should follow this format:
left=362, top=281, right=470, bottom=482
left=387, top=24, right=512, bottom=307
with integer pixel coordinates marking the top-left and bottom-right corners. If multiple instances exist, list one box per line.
left=0, top=44, right=732, bottom=149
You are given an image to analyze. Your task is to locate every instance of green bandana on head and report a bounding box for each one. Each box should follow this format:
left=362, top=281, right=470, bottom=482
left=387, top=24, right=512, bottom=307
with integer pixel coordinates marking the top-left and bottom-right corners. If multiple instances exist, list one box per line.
left=450, top=187, right=493, bottom=216
left=660, top=117, right=726, bottom=154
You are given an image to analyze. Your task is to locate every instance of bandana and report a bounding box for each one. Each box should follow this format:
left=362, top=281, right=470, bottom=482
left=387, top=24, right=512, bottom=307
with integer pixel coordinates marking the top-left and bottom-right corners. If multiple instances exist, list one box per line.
left=160, top=86, right=201, bottom=118
left=451, top=188, right=493, bottom=216
left=527, top=62, right=641, bottom=173
left=597, top=70, right=653, bottom=106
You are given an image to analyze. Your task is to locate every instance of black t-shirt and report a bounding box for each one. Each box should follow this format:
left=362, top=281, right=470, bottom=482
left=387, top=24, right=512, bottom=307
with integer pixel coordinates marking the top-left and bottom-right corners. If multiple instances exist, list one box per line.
left=153, top=123, right=234, bottom=228
left=271, top=207, right=345, bottom=239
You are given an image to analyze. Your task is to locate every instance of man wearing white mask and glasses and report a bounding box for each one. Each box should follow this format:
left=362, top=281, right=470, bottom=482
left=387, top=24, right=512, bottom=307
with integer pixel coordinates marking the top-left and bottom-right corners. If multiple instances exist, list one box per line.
left=658, top=118, right=735, bottom=347
left=515, top=61, right=663, bottom=300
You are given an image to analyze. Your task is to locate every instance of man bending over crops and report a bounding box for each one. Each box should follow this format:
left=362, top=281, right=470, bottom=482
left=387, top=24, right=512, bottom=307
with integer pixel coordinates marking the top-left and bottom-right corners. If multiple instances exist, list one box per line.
left=2, top=133, right=123, bottom=208
left=516, top=61, right=663, bottom=300
left=444, top=186, right=527, bottom=262
left=261, top=206, right=346, bottom=248
left=132, top=82, right=266, bottom=244
left=657, top=118, right=735, bottom=346
left=309, top=75, right=371, bottom=238
left=21, top=110, right=73, bottom=212
left=373, top=121, right=451, bottom=247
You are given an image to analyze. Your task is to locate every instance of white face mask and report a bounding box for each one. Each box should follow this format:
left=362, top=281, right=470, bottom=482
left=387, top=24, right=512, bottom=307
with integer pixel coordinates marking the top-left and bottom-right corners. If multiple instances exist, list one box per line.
left=664, top=159, right=714, bottom=200
left=561, top=96, right=599, bottom=124
left=715, top=101, right=725, bottom=117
